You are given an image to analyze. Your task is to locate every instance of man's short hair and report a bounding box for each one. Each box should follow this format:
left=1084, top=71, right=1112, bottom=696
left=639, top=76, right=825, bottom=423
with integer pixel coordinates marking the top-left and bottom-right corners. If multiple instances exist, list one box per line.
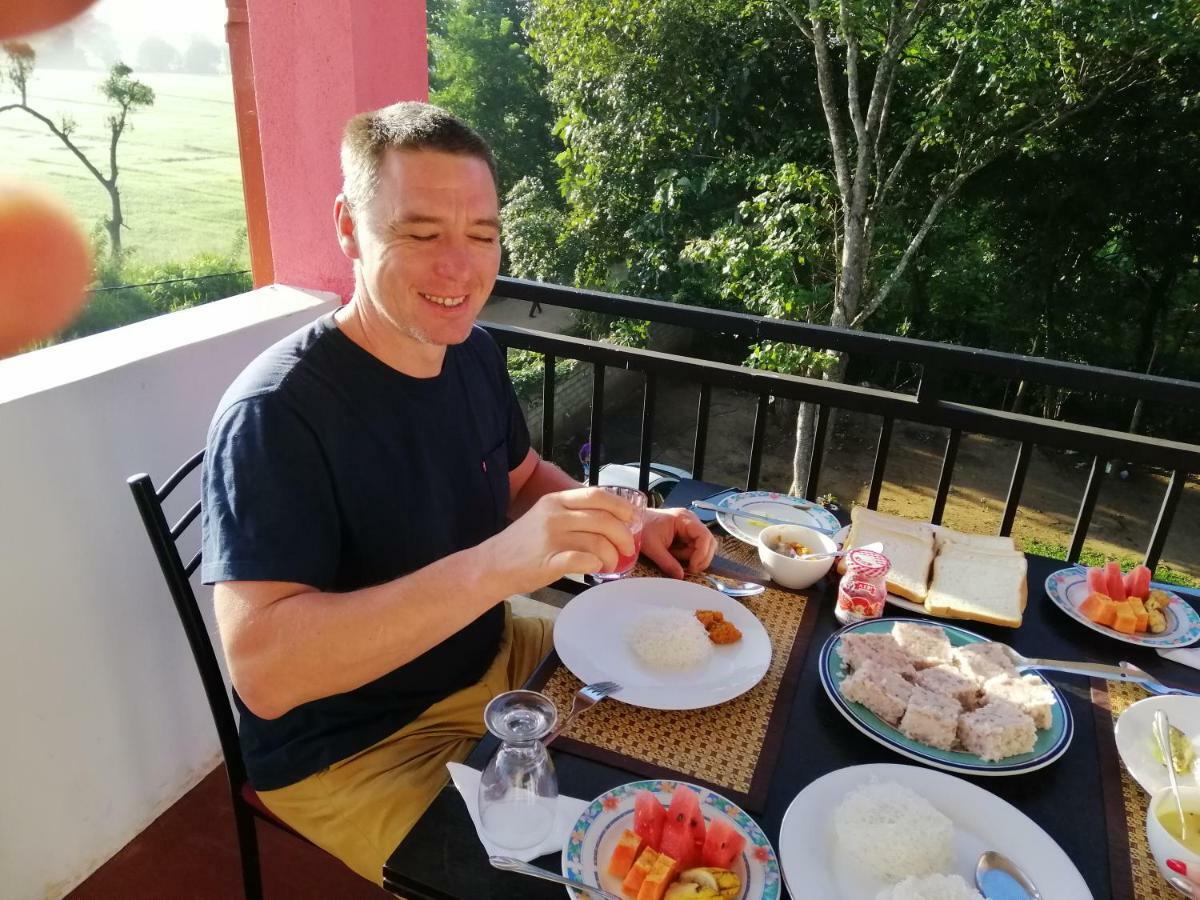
left=340, top=101, right=497, bottom=210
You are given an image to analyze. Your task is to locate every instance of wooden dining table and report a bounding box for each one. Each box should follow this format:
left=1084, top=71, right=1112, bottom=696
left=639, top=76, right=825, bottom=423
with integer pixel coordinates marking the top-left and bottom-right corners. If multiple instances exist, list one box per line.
left=383, top=480, right=1200, bottom=900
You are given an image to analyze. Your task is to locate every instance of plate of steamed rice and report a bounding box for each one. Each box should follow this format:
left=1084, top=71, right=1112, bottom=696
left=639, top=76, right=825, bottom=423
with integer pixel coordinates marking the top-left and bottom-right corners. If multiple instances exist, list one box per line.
left=553, top=577, right=772, bottom=710
left=778, top=763, right=1091, bottom=899
left=819, top=618, right=1073, bottom=775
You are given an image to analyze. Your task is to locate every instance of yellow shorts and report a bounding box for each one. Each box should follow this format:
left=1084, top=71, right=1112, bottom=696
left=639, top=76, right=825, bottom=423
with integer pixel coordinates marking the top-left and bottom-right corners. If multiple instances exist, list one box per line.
left=257, top=602, right=555, bottom=885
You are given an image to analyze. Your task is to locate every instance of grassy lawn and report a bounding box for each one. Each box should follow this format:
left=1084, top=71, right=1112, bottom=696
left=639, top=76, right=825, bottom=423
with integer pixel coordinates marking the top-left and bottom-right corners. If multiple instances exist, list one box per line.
left=0, top=68, right=248, bottom=267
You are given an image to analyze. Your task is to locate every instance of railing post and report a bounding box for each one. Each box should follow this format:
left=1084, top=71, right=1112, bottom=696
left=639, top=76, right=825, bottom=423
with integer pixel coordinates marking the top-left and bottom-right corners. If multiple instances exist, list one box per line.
left=588, top=363, right=605, bottom=486
left=746, top=394, right=770, bottom=491
left=692, top=384, right=711, bottom=481
left=638, top=373, right=656, bottom=494
left=1067, top=456, right=1104, bottom=564
left=868, top=416, right=893, bottom=510
left=1145, top=471, right=1185, bottom=571
left=805, top=404, right=830, bottom=501
left=541, top=353, right=556, bottom=456
left=999, top=441, right=1032, bottom=537
left=931, top=428, right=961, bottom=526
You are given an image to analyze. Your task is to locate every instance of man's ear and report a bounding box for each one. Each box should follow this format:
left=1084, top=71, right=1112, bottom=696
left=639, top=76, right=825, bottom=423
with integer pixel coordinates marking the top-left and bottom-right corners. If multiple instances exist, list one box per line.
left=334, top=194, right=360, bottom=260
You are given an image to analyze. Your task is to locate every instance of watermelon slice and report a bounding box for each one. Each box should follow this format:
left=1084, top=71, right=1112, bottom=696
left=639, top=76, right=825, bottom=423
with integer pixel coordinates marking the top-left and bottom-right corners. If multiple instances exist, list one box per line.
left=1128, top=565, right=1153, bottom=600
left=633, top=791, right=666, bottom=851
left=1105, top=561, right=1127, bottom=602
left=701, top=817, right=746, bottom=869
left=1087, top=566, right=1109, bottom=595
left=660, top=789, right=704, bottom=868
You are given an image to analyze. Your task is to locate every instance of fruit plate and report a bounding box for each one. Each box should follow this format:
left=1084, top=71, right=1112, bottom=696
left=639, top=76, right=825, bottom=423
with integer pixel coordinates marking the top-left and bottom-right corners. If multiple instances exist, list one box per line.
left=778, top=763, right=1091, bottom=899
left=562, top=779, right=781, bottom=900
left=714, top=490, right=841, bottom=546
left=1044, top=567, right=1200, bottom=649
left=819, top=618, right=1073, bottom=776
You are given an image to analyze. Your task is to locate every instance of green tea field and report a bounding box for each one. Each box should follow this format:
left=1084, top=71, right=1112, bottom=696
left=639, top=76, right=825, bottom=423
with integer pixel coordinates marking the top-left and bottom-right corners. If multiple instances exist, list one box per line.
left=1, top=68, right=247, bottom=265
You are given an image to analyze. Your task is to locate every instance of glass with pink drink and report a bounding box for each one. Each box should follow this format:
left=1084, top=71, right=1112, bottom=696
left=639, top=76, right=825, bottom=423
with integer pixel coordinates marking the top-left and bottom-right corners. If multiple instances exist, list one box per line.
left=592, top=485, right=647, bottom=580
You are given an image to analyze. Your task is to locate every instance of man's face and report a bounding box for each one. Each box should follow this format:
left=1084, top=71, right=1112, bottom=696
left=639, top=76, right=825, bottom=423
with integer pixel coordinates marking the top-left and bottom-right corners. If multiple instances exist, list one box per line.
left=348, top=149, right=501, bottom=348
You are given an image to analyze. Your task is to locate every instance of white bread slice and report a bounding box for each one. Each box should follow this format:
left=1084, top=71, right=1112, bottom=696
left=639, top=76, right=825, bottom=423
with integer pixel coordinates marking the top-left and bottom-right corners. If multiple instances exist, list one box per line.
left=935, top=528, right=1016, bottom=554
left=924, top=547, right=1028, bottom=627
left=842, top=522, right=935, bottom=602
left=848, top=506, right=936, bottom=541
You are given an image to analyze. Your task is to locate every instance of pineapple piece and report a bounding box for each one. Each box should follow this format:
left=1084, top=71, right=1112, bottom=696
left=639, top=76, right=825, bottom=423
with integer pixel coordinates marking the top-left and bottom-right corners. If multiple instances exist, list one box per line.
left=676, top=868, right=740, bottom=899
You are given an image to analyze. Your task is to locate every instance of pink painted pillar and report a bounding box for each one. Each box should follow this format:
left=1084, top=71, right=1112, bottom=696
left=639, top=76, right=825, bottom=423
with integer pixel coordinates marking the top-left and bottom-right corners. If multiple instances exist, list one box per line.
left=244, top=0, right=429, bottom=299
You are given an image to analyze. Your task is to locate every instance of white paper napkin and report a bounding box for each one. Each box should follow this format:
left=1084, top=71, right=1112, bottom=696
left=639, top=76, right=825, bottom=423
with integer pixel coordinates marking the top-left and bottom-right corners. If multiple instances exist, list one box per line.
left=446, top=762, right=590, bottom=862
left=1157, top=648, right=1200, bottom=670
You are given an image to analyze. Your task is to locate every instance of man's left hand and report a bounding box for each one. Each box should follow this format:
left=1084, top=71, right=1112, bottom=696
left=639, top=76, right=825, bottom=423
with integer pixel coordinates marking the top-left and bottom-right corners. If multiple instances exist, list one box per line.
left=639, top=506, right=718, bottom=579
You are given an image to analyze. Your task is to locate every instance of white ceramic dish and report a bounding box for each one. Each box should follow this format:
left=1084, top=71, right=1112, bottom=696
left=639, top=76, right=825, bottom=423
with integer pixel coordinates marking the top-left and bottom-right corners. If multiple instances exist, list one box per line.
left=777, top=763, right=1092, bottom=899
left=1115, top=694, right=1200, bottom=795
left=1147, top=785, right=1200, bottom=886
left=553, top=577, right=772, bottom=710
left=757, top=523, right=838, bottom=590
left=562, top=779, right=781, bottom=900
left=715, top=491, right=840, bottom=546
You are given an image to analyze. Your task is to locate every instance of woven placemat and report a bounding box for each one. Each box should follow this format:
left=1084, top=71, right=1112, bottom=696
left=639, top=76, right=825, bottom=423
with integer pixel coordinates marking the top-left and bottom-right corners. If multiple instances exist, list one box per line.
left=1094, top=680, right=1181, bottom=900
left=533, top=542, right=819, bottom=811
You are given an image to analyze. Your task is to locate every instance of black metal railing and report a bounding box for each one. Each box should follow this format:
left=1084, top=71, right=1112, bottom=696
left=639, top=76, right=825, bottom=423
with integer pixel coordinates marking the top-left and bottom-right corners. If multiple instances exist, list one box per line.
left=486, top=276, right=1200, bottom=570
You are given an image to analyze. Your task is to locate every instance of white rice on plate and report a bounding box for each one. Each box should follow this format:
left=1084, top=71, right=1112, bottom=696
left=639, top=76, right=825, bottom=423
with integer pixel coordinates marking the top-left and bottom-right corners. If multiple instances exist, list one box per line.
left=833, top=781, right=954, bottom=883
left=876, top=874, right=983, bottom=900
left=628, top=608, right=713, bottom=669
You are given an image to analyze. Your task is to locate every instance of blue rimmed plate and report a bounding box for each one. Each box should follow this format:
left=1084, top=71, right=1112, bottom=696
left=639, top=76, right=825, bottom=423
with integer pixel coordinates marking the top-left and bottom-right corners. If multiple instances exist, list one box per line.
left=1045, top=567, right=1200, bottom=649
left=562, top=780, right=780, bottom=900
left=818, top=618, right=1073, bottom=776
left=715, top=490, right=840, bottom=546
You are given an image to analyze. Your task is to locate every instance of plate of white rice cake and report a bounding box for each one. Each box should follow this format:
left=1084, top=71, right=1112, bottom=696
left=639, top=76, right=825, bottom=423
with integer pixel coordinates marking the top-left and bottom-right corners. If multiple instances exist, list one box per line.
left=818, top=618, right=1073, bottom=775
left=778, top=763, right=1091, bottom=899
left=554, top=577, right=772, bottom=709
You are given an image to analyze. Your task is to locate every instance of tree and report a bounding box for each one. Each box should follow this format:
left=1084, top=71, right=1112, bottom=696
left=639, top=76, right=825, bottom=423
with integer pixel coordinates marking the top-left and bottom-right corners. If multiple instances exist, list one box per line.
left=136, top=36, right=179, bottom=73
left=182, top=37, right=222, bottom=75
left=519, top=0, right=1195, bottom=492
left=1, top=43, right=154, bottom=259
left=430, top=0, right=558, bottom=194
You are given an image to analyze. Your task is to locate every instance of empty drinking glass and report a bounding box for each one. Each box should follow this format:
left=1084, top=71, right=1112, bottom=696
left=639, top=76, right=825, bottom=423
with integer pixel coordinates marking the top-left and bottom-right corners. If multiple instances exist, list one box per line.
left=592, top=486, right=647, bottom=580
left=477, top=690, right=559, bottom=851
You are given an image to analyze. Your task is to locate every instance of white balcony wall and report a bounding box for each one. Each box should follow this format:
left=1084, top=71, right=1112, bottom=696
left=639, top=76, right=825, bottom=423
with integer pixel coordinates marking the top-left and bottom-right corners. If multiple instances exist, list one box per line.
left=0, top=286, right=338, bottom=900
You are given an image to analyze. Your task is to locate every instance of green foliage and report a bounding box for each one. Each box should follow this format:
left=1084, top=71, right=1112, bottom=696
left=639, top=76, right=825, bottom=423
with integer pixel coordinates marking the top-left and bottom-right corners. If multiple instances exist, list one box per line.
left=429, top=0, right=558, bottom=193
left=101, top=61, right=154, bottom=111
left=58, top=245, right=251, bottom=342
left=506, top=348, right=579, bottom=403
left=1019, top=538, right=1199, bottom=590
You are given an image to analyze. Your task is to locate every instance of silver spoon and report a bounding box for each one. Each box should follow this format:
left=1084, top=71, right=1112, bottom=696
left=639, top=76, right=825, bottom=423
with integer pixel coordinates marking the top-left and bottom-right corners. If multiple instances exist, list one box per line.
left=1156, top=709, right=1189, bottom=844
left=701, top=574, right=766, bottom=597
left=488, top=856, right=622, bottom=900
left=975, top=850, right=1042, bottom=899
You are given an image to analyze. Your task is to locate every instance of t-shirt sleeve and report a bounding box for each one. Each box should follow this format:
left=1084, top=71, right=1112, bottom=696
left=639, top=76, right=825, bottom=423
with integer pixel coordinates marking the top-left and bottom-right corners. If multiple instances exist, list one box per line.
left=481, top=331, right=531, bottom=470
left=201, top=394, right=339, bottom=587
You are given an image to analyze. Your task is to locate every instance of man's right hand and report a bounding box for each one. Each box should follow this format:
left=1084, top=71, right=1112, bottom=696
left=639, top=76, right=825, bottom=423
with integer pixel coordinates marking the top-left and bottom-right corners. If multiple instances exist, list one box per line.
left=480, top=487, right=636, bottom=595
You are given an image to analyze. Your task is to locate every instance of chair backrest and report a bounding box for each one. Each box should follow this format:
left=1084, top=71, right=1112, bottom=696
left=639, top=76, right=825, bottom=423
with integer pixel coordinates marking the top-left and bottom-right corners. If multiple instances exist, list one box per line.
left=127, top=450, right=248, bottom=787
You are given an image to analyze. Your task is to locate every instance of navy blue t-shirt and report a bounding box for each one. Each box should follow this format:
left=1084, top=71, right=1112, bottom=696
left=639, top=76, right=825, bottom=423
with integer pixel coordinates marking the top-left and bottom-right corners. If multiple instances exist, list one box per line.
left=201, top=313, right=530, bottom=790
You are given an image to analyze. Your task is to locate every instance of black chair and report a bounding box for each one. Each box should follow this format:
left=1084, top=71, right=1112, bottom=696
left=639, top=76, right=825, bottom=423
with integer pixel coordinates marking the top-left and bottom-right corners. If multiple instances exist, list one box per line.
left=128, top=450, right=315, bottom=899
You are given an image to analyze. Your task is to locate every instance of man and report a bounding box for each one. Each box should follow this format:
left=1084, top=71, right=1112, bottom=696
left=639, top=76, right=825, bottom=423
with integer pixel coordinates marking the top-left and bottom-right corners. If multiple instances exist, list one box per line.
left=201, top=101, right=716, bottom=885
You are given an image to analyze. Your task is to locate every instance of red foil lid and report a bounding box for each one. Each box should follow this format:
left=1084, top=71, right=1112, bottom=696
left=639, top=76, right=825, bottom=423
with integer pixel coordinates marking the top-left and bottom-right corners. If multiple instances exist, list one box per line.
left=845, top=548, right=891, bottom=578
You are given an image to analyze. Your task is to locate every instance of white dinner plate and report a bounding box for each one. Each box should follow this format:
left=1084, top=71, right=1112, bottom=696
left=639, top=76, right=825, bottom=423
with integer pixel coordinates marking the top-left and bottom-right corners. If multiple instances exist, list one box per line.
left=778, top=763, right=1092, bottom=899
left=562, top=779, right=781, bottom=900
left=1115, top=694, right=1200, bottom=795
left=715, top=490, right=841, bottom=546
left=553, top=578, right=772, bottom=710
left=1045, top=567, right=1200, bottom=649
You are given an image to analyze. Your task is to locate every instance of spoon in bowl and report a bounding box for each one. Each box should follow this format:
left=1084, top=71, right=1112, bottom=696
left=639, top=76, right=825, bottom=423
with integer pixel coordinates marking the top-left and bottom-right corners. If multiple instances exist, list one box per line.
left=975, top=850, right=1042, bottom=899
left=1157, top=709, right=1189, bottom=844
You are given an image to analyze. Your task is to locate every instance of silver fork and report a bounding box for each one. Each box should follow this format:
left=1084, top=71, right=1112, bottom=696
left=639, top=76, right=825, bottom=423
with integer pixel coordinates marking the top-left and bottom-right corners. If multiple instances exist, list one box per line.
left=543, top=681, right=620, bottom=746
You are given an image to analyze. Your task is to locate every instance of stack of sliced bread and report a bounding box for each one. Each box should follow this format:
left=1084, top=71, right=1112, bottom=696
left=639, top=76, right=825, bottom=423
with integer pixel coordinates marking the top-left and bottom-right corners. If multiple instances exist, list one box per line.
left=839, top=506, right=1027, bottom=628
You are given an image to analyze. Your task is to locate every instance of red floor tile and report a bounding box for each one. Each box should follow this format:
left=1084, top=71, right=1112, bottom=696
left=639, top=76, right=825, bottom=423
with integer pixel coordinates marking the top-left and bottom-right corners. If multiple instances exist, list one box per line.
left=67, top=765, right=389, bottom=899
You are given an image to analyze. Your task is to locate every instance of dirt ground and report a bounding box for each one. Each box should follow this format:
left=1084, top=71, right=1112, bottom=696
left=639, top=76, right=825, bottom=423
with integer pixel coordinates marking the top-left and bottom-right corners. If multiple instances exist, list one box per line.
left=553, top=376, right=1199, bottom=583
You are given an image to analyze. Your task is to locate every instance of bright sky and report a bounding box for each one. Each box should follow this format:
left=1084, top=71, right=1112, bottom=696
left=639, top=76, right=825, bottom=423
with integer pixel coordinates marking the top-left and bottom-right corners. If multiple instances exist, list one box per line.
left=82, top=0, right=225, bottom=54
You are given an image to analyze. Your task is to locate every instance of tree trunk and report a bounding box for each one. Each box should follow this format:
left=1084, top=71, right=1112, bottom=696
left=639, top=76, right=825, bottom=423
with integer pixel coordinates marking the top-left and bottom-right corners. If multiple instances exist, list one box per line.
left=790, top=353, right=849, bottom=496
left=104, top=181, right=123, bottom=259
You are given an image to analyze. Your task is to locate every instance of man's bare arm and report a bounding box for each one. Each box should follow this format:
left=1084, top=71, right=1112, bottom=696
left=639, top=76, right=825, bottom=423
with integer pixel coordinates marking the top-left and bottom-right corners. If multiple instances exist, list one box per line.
left=216, top=486, right=635, bottom=720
